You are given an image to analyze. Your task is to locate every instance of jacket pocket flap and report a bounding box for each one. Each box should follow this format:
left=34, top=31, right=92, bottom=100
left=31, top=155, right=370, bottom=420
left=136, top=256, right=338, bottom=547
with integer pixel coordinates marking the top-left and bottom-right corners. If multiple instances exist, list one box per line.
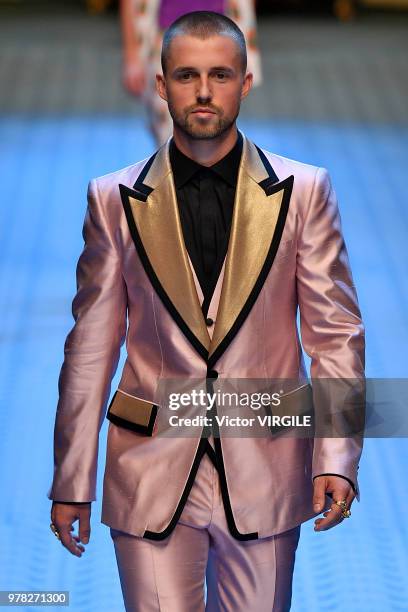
left=106, top=389, right=158, bottom=436
left=265, top=384, right=315, bottom=437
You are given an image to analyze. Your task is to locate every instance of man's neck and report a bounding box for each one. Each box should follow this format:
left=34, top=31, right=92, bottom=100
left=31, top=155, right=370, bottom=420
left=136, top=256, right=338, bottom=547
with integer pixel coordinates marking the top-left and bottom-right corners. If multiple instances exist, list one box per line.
left=171, top=125, right=239, bottom=167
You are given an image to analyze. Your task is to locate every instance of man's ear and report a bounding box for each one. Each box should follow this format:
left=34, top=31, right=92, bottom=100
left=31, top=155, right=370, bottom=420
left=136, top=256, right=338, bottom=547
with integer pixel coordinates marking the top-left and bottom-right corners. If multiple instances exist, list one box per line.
left=156, top=73, right=168, bottom=102
left=241, top=71, right=253, bottom=100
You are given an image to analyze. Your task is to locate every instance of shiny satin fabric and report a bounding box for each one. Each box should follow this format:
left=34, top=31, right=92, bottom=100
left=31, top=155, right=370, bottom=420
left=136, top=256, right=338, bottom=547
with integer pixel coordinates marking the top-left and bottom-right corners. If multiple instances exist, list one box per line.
left=110, top=449, right=301, bottom=611
left=47, top=131, right=365, bottom=539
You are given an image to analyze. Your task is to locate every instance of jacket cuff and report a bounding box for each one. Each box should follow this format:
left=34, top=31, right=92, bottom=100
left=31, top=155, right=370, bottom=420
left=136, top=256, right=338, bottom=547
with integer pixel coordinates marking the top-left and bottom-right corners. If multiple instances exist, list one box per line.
left=313, top=472, right=356, bottom=494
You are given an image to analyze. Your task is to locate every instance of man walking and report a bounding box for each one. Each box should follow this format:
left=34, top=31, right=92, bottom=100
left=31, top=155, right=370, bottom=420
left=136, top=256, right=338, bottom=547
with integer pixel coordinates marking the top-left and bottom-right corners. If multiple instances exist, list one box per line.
left=48, top=11, right=364, bottom=611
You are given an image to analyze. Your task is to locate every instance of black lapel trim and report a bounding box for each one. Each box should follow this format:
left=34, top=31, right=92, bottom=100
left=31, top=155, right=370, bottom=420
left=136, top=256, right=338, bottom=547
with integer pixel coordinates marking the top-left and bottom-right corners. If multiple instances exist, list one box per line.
left=131, top=151, right=158, bottom=201
left=204, top=439, right=218, bottom=466
left=255, top=144, right=279, bottom=188
left=201, top=146, right=279, bottom=318
left=143, top=437, right=209, bottom=540
left=212, top=437, right=259, bottom=540
left=205, top=378, right=259, bottom=541
left=119, top=183, right=209, bottom=362
left=208, top=175, right=294, bottom=369
left=133, top=151, right=158, bottom=184
left=129, top=183, right=153, bottom=202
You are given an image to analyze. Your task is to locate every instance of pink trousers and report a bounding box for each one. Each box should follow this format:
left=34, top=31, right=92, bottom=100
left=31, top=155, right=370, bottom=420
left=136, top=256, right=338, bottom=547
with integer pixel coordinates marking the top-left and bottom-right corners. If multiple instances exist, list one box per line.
left=110, top=449, right=301, bottom=611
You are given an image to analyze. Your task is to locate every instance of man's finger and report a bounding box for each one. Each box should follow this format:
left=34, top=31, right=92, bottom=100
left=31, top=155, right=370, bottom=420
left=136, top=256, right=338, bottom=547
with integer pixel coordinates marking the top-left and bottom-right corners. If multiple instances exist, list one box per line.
left=314, top=487, right=353, bottom=531
left=314, top=502, right=344, bottom=531
left=79, top=509, right=91, bottom=545
left=55, top=521, right=85, bottom=557
left=312, top=476, right=327, bottom=512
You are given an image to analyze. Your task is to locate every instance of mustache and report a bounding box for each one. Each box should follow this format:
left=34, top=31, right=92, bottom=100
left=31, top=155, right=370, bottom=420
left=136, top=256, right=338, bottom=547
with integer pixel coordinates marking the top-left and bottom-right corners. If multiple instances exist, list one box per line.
left=187, top=104, right=220, bottom=114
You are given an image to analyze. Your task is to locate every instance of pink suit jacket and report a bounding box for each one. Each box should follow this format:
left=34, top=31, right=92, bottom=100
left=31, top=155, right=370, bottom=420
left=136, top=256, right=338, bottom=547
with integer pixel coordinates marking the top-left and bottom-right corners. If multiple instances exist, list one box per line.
left=47, top=130, right=365, bottom=540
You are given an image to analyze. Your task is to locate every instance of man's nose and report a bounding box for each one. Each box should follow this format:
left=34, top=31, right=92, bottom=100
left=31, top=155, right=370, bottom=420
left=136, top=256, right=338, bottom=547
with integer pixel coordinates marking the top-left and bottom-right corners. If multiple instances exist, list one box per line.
left=196, top=76, right=212, bottom=102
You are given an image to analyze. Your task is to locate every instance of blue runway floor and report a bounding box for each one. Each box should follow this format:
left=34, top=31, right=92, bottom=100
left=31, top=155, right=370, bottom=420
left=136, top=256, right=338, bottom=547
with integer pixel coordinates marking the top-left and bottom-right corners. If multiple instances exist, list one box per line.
left=0, top=115, right=407, bottom=611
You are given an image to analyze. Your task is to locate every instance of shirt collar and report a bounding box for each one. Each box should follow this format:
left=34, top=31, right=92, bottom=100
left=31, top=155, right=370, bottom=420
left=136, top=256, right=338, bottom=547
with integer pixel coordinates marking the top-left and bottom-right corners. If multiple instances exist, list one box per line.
left=169, top=131, right=243, bottom=189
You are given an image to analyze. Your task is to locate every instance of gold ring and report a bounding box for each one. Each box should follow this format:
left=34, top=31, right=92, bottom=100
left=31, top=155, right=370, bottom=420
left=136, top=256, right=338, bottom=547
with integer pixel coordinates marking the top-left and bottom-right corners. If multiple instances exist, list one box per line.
left=335, top=500, right=351, bottom=518
left=50, top=522, right=61, bottom=540
left=335, top=499, right=347, bottom=510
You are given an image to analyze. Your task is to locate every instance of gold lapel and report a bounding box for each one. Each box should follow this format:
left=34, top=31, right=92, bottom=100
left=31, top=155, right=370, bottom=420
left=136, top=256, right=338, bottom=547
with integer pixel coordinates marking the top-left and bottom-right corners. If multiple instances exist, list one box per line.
left=120, top=140, right=211, bottom=356
left=208, top=134, right=293, bottom=361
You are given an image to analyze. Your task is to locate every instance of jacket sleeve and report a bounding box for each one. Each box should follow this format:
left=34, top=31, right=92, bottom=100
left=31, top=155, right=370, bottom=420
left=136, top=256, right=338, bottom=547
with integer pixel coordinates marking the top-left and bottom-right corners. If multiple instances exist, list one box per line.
left=296, top=167, right=365, bottom=500
left=47, top=179, right=127, bottom=502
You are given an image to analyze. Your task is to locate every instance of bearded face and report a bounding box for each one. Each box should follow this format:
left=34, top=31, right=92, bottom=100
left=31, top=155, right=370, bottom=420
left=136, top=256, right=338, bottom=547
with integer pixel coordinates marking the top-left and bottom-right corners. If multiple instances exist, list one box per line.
left=157, top=34, right=251, bottom=142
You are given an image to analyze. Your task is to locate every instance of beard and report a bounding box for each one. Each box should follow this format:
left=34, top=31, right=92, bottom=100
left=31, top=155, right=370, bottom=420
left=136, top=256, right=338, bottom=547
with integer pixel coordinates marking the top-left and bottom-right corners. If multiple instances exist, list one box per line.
left=167, top=100, right=239, bottom=140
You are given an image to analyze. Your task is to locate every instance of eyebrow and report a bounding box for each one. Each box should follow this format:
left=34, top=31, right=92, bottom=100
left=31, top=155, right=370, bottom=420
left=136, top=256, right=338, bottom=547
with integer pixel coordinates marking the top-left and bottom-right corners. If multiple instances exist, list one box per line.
left=173, top=66, right=235, bottom=76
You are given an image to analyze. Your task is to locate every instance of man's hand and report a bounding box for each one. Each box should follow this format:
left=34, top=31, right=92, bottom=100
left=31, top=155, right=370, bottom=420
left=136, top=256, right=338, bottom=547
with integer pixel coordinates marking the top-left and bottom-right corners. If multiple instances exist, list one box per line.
left=50, top=502, right=91, bottom=557
left=313, top=475, right=355, bottom=532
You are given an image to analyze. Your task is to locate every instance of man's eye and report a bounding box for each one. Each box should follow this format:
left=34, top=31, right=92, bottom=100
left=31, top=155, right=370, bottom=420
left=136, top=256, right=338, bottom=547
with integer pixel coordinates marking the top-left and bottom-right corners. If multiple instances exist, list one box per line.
left=215, top=72, right=227, bottom=80
left=181, top=73, right=192, bottom=80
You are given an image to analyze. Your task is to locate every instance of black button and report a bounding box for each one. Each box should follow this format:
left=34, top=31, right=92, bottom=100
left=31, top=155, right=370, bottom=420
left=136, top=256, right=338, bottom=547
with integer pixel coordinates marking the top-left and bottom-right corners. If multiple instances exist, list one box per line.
left=207, top=369, right=218, bottom=379
left=206, top=317, right=214, bottom=326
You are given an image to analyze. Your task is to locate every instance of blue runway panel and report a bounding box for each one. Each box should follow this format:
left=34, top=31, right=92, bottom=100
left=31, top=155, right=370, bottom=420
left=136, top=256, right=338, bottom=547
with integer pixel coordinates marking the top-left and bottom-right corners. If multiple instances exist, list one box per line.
left=0, top=116, right=407, bottom=611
